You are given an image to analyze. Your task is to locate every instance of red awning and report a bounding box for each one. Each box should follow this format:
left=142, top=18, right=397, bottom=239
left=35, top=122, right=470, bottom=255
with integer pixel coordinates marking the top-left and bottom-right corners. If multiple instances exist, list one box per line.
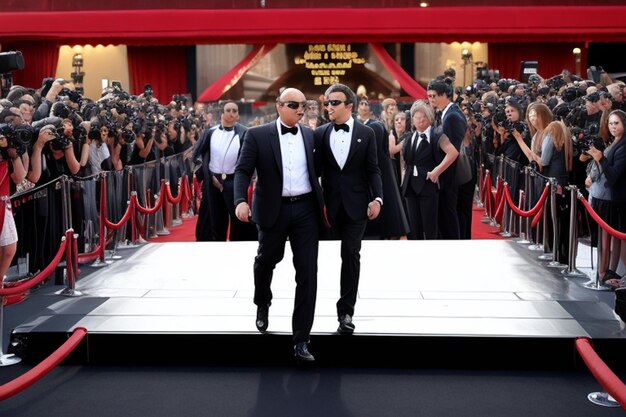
left=0, top=7, right=625, bottom=45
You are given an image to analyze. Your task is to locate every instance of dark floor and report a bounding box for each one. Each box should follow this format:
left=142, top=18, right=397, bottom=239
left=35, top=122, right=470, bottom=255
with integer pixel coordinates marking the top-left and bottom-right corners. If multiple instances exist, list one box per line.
left=1, top=239, right=625, bottom=415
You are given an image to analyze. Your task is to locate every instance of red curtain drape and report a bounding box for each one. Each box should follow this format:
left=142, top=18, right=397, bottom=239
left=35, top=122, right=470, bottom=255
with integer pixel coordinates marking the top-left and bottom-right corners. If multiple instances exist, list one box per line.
left=4, top=41, right=59, bottom=90
left=127, top=46, right=188, bottom=103
left=488, top=43, right=588, bottom=81
left=197, top=44, right=276, bottom=102
left=370, top=43, right=427, bottom=99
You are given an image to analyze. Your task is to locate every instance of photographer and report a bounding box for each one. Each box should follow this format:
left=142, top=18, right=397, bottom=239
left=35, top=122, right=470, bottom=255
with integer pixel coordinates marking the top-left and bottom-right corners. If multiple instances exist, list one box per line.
left=0, top=125, right=28, bottom=280
left=493, top=98, right=529, bottom=164
left=586, top=110, right=626, bottom=289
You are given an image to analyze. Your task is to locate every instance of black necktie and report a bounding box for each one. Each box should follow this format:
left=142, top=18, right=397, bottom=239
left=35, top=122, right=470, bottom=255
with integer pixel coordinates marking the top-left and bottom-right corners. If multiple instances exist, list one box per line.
left=281, top=124, right=298, bottom=135
left=412, top=133, right=427, bottom=161
left=334, top=123, right=349, bottom=133
left=220, top=125, right=234, bottom=132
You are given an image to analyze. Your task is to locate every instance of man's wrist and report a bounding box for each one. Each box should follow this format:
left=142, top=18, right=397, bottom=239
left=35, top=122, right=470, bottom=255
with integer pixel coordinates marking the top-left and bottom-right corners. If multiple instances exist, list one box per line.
left=374, top=197, right=383, bottom=206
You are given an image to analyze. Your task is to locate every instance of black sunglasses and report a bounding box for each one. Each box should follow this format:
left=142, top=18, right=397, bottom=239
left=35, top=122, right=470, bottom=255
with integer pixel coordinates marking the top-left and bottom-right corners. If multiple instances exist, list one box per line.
left=324, top=99, right=347, bottom=107
left=279, top=101, right=307, bottom=110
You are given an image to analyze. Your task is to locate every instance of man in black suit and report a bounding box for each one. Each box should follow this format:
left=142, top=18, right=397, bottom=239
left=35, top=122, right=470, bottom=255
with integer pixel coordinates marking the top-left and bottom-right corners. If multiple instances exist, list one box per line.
left=314, top=83, right=383, bottom=335
left=193, top=101, right=256, bottom=242
left=427, top=77, right=467, bottom=239
left=234, top=88, right=326, bottom=363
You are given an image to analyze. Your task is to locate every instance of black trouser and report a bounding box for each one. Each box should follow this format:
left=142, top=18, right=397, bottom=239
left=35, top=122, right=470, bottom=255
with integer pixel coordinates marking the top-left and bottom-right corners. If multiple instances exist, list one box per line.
left=208, top=176, right=257, bottom=241
left=405, top=188, right=438, bottom=240
left=254, top=198, right=319, bottom=344
left=438, top=184, right=460, bottom=239
left=330, top=204, right=368, bottom=318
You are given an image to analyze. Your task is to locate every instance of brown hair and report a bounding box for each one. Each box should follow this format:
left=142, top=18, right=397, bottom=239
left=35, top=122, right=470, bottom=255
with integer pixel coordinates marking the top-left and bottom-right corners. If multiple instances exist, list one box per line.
left=526, top=102, right=553, bottom=154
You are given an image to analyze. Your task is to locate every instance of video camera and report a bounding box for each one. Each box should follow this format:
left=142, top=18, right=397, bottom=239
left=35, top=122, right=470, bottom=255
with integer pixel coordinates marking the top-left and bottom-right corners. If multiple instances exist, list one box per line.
left=571, top=124, right=604, bottom=156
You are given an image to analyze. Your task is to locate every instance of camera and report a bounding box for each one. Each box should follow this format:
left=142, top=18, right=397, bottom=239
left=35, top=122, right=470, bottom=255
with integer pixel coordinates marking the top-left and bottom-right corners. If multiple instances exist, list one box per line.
left=0, top=123, right=33, bottom=156
left=571, top=124, right=604, bottom=156
left=50, top=127, right=72, bottom=151
left=120, top=128, right=136, bottom=145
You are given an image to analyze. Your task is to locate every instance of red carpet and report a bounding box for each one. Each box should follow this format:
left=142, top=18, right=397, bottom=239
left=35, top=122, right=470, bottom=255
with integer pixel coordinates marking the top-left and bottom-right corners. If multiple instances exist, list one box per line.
left=148, top=216, right=198, bottom=243
left=148, top=207, right=503, bottom=242
left=471, top=204, right=506, bottom=240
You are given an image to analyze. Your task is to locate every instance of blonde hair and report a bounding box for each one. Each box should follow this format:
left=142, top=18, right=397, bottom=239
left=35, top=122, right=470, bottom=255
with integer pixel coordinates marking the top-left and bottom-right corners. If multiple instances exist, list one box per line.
left=543, top=120, right=572, bottom=172
left=410, top=100, right=434, bottom=124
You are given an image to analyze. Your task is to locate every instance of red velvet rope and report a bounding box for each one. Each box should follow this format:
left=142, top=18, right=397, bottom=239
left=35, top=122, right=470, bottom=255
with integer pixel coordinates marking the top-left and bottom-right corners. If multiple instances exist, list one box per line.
left=575, top=337, right=626, bottom=409
left=0, top=237, right=67, bottom=296
left=484, top=174, right=493, bottom=218
left=0, top=327, right=87, bottom=401
left=132, top=185, right=165, bottom=215
left=165, top=179, right=183, bottom=205
left=103, top=201, right=133, bottom=230
left=579, top=196, right=626, bottom=240
left=77, top=244, right=102, bottom=263
left=531, top=206, right=544, bottom=228
left=494, top=187, right=506, bottom=224
left=503, top=184, right=550, bottom=218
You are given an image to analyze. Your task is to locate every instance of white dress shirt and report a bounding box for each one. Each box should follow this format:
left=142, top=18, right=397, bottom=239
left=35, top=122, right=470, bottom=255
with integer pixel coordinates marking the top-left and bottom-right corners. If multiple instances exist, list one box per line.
left=276, top=119, right=311, bottom=197
left=330, top=117, right=354, bottom=169
left=208, top=126, right=240, bottom=175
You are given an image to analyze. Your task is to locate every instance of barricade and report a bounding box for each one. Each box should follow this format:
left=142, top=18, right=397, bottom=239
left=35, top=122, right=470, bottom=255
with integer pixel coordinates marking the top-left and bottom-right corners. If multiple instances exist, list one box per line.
left=578, top=195, right=626, bottom=291
left=6, top=150, right=196, bottom=287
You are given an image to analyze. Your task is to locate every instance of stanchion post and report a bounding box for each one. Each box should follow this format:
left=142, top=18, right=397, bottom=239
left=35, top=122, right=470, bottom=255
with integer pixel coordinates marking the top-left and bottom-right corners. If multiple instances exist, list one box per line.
left=562, top=186, right=587, bottom=278
left=91, top=173, right=110, bottom=268
left=59, top=229, right=83, bottom=297
left=500, top=183, right=512, bottom=237
left=0, top=278, right=21, bottom=366
left=584, top=209, right=611, bottom=291
left=538, top=179, right=554, bottom=261
left=547, top=179, right=566, bottom=268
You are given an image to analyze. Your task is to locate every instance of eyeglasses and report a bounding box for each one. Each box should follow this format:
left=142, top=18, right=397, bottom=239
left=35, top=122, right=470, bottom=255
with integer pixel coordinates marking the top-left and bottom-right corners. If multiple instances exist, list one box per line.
left=324, top=99, right=347, bottom=107
left=279, top=101, right=307, bottom=110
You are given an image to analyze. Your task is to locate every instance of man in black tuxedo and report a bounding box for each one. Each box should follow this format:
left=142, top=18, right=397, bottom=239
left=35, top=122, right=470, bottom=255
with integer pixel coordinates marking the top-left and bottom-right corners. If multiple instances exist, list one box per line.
left=314, top=83, right=383, bottom=335
left=427, top=77, right=467, bottom=239
left=193, top=101, right=256, bottom=242
left=234, top=88, right=326, bottom=363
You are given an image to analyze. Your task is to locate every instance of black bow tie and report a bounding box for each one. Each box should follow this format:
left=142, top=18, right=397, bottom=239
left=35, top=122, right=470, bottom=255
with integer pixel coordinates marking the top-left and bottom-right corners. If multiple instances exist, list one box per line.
left=281, top=124, right=298, bottom=136
left=220, top=125, right=234, bottom=132
left=334, top=123, right=349, bottom=133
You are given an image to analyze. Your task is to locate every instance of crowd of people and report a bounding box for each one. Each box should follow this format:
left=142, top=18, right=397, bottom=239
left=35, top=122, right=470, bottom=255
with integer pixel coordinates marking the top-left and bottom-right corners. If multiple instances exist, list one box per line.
left=3, top=65, right=626, bottom=363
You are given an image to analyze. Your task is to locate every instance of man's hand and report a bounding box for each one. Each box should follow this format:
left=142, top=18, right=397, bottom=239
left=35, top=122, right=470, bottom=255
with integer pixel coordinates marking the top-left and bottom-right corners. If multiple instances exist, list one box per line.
left=235, top=202, right=251, bottom=222
left=367, top=200, right=381, bottom=220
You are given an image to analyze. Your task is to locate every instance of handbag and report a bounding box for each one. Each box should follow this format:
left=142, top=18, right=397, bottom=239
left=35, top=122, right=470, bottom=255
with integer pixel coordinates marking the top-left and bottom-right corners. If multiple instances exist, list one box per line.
left=455, top=144, right=473, bottom=185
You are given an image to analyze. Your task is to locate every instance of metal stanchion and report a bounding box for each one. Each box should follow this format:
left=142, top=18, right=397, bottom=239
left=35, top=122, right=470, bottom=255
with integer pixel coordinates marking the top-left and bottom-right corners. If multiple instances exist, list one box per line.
left=562, top=186, right=587, bottom=278
left=500, top=183, right=512, bottom=237
left=60, top=231, right=83, bottom=297
left=0, top=278, right=21, bottom=366
left=587, top=392, right=620, bottom=407
left=547, top=180, right=566, bottom=268
left=584, top=221, right=611, bottom=291
left=538, top=180, right=554, bottom=261
left=517, top=168, right=531, bottom=244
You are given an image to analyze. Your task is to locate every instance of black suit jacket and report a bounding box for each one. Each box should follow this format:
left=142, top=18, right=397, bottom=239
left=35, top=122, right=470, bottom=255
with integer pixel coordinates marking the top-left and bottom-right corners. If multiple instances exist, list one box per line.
left=234, top=121, right=325, bottom=228
left=438, top=103, right=467, bottom=189
left=192, top=123, right=247, bottom=183
left=401, top=127, right=441, bottom=196
left=315, top=119, right=383, bottom=222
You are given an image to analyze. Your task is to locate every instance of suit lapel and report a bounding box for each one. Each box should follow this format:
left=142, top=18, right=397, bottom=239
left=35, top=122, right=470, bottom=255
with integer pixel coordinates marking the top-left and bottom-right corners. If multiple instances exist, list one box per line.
left=344, top=121, right=361, bottom=167
left=269, top=123, right=283, bottom=177
left=324, top=124, right=341, bottom=170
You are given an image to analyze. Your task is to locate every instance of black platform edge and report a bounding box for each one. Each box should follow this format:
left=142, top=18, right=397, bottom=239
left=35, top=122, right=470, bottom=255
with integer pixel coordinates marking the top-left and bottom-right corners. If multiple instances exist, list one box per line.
left=9, top=331, right=626, bottom=371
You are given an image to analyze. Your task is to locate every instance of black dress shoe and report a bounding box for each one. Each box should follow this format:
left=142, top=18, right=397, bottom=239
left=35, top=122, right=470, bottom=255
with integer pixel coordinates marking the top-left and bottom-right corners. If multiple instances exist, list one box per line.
left=294, top=342, right=315, bottom=363
left=256, top=305, right=269, bottom=333
left=337, top=314, right=355, bottom=334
